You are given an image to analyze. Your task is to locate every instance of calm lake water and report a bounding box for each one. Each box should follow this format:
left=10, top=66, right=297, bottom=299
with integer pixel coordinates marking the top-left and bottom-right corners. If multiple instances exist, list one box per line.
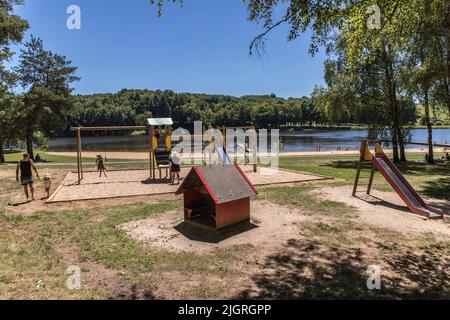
left=48, top=128, right=450, bottom=153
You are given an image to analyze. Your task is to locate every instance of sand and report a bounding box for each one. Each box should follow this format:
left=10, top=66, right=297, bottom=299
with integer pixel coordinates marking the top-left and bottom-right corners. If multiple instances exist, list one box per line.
left=317, top=186, right=450, bottom=236
left=119, top=187, right=450, bottom=255
left=47, top=147, right=447, bottom=161
left=119, top=201, right=308, bottom=253
left=47, top=166, right=329, bottom=203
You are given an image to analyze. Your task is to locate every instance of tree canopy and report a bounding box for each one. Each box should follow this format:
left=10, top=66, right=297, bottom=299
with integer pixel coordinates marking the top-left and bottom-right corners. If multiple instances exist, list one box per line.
left=0, top=0, right=29, bottom=163
left=15, top=36, right=80, bottom=158
left=66, top=90, right=321, bottom=133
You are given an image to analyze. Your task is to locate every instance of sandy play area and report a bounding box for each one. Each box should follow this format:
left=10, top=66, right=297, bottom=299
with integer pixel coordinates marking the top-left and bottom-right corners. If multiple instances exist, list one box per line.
left=119, top=201, right=307, bottom=253
left=118, top=186, right=449, bottom=256
left=47, top=166, right=330, bottom=203
left=317, top=186, right=450, bottom=236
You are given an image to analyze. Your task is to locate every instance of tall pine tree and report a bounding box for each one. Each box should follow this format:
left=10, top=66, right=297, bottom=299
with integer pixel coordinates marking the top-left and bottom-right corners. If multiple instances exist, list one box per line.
left=16, top=36, right=80, bottom=159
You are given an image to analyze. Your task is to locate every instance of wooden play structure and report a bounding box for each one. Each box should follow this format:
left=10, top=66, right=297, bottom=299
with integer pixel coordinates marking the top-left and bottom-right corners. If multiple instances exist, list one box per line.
left=148, top=118, right=174, bottom=180
left=71, top=118, right=173, bottom=184
left=353, top=140, right=444, bottom=219
left=47, top=122, right=328, bottom=204
left=176, top=164, right=258, bottom=229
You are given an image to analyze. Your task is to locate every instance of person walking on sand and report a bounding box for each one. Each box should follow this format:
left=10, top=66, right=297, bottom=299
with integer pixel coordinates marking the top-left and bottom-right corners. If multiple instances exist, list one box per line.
left=169, top=151, right=181, bottom=185
left=16, top=153, right=40, bottom=202
left=96, top=154, right=107, bottom=177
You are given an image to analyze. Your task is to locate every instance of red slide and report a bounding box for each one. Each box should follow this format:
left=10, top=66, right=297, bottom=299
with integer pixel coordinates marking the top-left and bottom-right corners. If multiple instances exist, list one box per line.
left=372, top=153, right=444, bottom=219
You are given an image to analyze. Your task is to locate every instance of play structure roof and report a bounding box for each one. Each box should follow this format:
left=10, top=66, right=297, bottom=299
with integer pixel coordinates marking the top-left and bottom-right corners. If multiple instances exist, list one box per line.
left=147, top=118, right=173, bottom=126
left=175, top=164, right=258, bottom=204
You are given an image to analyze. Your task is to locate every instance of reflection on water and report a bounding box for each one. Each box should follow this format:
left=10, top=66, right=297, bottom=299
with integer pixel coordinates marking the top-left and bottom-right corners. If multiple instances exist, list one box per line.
left=48, top=129, right=450, bottom=153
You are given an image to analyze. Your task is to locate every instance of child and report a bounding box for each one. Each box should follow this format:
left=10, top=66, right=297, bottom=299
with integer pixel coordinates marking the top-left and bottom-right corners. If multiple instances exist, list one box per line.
left=442, top=152, right=450, bottom=162
left=169, top=151, right=181, bottom=185
left=96, top=154, right=107, bottom=177
left=43, top=173, right=52, bottom=199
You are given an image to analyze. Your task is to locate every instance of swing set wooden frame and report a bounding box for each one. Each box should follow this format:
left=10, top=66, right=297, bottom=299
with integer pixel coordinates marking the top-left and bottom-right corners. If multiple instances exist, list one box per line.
left=70, top=124, right=171, bottom=184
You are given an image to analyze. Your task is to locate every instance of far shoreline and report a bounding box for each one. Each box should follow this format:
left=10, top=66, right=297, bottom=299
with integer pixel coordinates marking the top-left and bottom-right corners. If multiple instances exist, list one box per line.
left=46, top=147, right=447, bottom=161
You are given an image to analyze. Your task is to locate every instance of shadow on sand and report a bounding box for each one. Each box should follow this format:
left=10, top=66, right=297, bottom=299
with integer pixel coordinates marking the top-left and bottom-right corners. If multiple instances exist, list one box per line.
left=236, top=238, right=450, bottom=299
left=174, top=220, right=259, bottom=244
left=354, top=192, right=411, bottom=213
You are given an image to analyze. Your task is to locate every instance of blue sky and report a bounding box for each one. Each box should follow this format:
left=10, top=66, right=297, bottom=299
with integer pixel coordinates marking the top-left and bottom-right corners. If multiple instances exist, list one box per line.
left=12, top=0, right=326, bottom=98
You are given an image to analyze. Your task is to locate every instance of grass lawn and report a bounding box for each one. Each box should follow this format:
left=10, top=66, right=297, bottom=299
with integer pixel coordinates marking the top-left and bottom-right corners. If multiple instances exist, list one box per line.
left=4, top=150, right=80, bottom=164
left=0, top=200, right=257, bottom=299
left=279, top=152, right=450, bottom=201
left=2, top=150, right=148, bottom=171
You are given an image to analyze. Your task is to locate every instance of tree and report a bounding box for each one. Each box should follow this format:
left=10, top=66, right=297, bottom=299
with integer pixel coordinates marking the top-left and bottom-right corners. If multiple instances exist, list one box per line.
left=154, top=1, right=450, bottom=120
left=16, top=36, right=79, bottom=159
left=244, top=1, right=450, bottom=116
left=399, top=6, right=444, bottom=164
left=312, top=30, right=418, bottom=163
left=0, top=0, right=28, bottom=163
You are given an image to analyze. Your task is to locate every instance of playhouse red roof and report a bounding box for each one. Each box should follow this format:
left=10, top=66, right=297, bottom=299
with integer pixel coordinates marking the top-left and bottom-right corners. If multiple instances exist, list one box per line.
left=175, top=164, right=258, bottom=204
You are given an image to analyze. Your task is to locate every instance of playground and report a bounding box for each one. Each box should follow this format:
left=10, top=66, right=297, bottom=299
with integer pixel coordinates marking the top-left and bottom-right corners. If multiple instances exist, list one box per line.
left=47, top=167, right=329, bottom=204
left=46, top=167, right=328, bottom=203
left=45, top=119, right=330, bottom=203
left=0, top=130, right=449, bottom=299
left=5, top=120, right=446, bottom=301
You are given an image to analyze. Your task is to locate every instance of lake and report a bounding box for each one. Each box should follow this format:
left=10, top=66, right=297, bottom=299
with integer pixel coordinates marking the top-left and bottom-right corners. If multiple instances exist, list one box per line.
left=48, top=128, right=450, bottom=153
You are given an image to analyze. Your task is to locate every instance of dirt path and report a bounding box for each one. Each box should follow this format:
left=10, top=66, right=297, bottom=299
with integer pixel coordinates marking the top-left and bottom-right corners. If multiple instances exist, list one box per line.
left=119, top=201, right=309, bottom=254
left=317, top=186, right=450, bottom=236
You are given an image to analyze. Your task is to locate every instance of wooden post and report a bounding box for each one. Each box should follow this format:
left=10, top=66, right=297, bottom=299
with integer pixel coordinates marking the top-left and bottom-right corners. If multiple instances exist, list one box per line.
left=152, top=154, right=156, bottom=180
left=352, top=140, right=367, bottom=197
left=150, top=126, right=156, bottom=180
left=148, top=126, right=152, bottom=179
left=76, top=128, right=81, bottom=184
left=253, top=127, right=258, bottom=172
left=79, top=129, right=83, bottom=180
left=367, top=166, right=376, bottom=195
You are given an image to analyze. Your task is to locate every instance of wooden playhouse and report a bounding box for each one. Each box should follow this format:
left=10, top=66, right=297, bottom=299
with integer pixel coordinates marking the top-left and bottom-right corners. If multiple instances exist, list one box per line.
left=175, top=164, right=258, bottom=230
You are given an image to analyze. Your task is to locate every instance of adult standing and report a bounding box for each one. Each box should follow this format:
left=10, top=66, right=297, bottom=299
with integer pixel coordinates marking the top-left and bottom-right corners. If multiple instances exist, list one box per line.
left=16, top=153, right=40, bottom=201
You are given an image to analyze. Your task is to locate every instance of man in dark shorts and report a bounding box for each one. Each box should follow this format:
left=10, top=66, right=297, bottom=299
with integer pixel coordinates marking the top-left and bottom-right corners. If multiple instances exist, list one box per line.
left=16, top=153, right=40, bottom=201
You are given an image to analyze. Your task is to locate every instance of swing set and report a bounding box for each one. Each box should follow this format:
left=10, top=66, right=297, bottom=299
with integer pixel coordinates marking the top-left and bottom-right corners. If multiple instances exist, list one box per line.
left=71, top=118, right=174, bottom=184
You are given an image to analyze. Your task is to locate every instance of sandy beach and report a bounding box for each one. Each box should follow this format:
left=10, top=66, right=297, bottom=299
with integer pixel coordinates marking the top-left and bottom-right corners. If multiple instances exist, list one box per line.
left=47, top=147, right=446, bottom=160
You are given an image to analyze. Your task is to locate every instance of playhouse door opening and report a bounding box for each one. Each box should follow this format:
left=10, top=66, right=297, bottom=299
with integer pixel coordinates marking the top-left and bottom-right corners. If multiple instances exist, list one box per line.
left=185, top=193, right=217, bottom=228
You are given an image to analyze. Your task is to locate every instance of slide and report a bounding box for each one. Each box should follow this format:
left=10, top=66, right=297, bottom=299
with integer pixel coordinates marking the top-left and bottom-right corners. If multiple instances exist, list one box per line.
left=217, top=147, right=232, bottom=165
left=372, top=153, right=444, bottom=219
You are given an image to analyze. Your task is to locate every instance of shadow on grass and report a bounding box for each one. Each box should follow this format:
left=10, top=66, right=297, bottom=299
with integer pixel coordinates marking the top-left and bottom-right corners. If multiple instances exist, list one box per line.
left=116, top=284, right=156, bottom=300
left=322, top=160, right=361, bottom=170
left=421, top=178, right=450, bottom=202
left=237, top=239, right=450, bottom=299
left=325, top=160, right=450, bottom=176
left=5, top=160, right=56, bottom=165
